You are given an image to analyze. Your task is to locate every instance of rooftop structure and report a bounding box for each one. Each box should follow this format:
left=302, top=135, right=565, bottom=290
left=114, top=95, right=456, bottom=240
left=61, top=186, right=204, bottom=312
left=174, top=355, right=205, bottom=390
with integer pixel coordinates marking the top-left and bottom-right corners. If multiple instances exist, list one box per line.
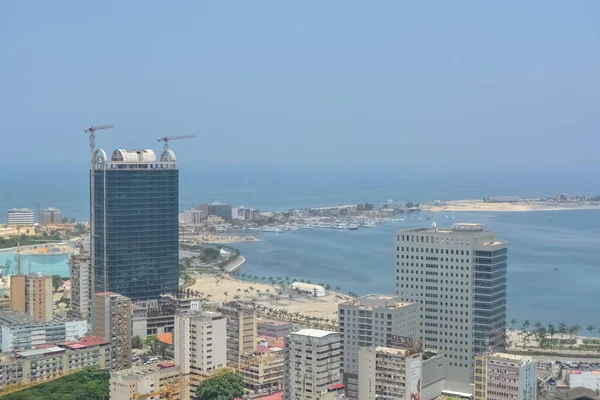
left=475, top=352, right=537, bottom=400
left=110, top=362, right=184, bottom=400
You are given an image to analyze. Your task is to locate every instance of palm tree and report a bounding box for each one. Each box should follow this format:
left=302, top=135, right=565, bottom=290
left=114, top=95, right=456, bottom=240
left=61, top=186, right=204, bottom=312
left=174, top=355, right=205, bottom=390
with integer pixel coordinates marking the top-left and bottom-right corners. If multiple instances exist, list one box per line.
left=558, top=322, right=568, bottom=347
left=335, top=286, right=341, bottom=292
left=233, top=295, right=241, bottom=301
left=244, top=288, right=250, bottom=295
left=587, top=325, right=595, bottom=337
left=510, top=318, right=518, bottom=329
left=325, top=284, right=331, bottom=291
left=265, top=288, right=271, bottom=295
left=547, top=324, right=556, bottom=348
left=261, top=276, right=267, bottom=282
left=571, top=324, right=581, bottom=341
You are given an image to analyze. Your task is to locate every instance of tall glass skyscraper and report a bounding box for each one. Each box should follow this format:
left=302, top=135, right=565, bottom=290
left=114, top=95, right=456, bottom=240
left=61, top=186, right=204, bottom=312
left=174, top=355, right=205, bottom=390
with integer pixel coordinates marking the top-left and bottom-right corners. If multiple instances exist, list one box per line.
left=92, top=148, right=179, bottom=300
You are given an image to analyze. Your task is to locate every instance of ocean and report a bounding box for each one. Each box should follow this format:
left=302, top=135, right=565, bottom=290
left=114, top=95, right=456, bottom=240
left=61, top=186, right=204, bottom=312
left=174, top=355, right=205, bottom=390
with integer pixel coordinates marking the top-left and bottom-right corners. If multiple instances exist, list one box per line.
left=1, top=165, right=599, bottom=327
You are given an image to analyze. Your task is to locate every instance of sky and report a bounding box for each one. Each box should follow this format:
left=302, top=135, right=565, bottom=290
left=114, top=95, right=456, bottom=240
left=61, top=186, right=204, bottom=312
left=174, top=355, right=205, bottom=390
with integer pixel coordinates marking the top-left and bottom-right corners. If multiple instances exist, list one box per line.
left=1, top=1, right=599, bottom=171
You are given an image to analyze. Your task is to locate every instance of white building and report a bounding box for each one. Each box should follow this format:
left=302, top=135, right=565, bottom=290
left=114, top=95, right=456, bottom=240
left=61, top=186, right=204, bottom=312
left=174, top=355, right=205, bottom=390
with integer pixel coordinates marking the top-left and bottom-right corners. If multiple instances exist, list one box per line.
left=291, top=282, right=326, bottom=297
left=110, top=362, right=184, bottom=400
left=396, top=223, right=507, bottom=384
left=358, top=345, right=422, bottom=400
left=475, top=353, right=537, bottom=400
left=7, top=208, right=34, bottom=226
left=338, top=295, right=420, bottom=399
left=39, top=207, right=62, bottom=225
left=182, top=208, right=204, bottom=224
left=283, top=329, right=341, bottom=400
left=566, top=369, right=600, bottom=391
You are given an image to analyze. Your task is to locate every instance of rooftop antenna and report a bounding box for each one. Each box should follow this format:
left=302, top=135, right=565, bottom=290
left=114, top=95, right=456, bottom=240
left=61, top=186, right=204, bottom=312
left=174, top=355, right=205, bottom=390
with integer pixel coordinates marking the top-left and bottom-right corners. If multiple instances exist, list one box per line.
left=157, top=135, right=195, bottom=151
left=84, top=124, right=114, bottom=293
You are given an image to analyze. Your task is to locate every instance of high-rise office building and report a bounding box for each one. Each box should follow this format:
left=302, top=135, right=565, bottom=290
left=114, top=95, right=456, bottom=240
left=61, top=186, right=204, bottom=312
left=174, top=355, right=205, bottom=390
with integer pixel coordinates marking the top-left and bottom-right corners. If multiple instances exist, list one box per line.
left=338, top=295, right=420, bottom=399
left=474, top=353, right=537, bottom=400
left=39, top=207, right=62, bottom=225
left=10, top=274, right=53, bottom=321
left=92, top=148, right=179, bottom=300
left=69, top=241, right=92, bottom=319
left=396, top=223, right=507, bottom=384
left=283, top=329, right=341, bottom=400
left=92, top=292, right=132, bottom=370
left=206, top=202, right=232, bottom=222
left=217, top=301, right=257, bottom=367
left=6, top=208, right=34, bottom=226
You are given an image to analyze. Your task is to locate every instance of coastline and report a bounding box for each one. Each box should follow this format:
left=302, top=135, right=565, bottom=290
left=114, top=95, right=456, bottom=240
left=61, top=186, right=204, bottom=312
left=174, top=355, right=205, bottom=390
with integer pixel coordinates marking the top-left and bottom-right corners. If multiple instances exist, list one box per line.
left=223, top=255, right=246, bottom=273
left=423, top=199, right=600, bottom=213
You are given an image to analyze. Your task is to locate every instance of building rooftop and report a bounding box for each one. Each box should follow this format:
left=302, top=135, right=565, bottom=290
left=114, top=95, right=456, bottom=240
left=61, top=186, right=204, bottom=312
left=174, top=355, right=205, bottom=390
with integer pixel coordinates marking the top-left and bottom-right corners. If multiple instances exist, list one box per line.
left=60, top=335, right=109, bottom=349
left=111, top=363, right=181, bottom=380
left=343, top=294, right=413, bottom=310
left=111, top=149, right=157, bottom=163
left=156, top=332, right=173, bottom=346
left=257, top=318, right=291, bottom=327
left=95, top=291, right=117, bottom=297
left=17, top=346, right=65, bottom=358
left=292, top=329, right=336, bottom=338
left=489, top=352, right=529, bottom=361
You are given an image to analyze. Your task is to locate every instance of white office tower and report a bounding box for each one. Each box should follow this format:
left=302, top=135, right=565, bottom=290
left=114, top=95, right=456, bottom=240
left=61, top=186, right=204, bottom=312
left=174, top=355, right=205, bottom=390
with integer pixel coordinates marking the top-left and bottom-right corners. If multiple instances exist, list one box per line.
left=338, top=295, right=420, bottom=399
left=358, top=344, right=422, bottom=400
left=283, top=329, right=341, bottom=400
left=396, top=223, right=507, bottom=384
left=475, top=353, right=537, bottom=400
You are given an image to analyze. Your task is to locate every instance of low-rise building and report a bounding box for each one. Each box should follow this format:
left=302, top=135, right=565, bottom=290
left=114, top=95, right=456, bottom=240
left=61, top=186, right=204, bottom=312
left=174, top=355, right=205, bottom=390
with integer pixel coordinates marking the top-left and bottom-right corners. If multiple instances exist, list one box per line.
left=39, top=208, right=62, bottom=225
left=240, top=336, right=285, bottom=395
left=475, top=353, right=537, bottom=400
left=110, top=362, right=184, bottom=400
left=566, top=369, right=600, bottom=391
left=6, top=208, right=34, bottom=226
left=257, top=318, right=293, bottom=338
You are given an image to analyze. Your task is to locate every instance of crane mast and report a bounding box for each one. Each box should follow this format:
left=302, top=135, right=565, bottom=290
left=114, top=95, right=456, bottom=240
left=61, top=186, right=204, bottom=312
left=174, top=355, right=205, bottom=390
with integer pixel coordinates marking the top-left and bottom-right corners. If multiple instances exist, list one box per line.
left=157, top=135, right=195, bottom=151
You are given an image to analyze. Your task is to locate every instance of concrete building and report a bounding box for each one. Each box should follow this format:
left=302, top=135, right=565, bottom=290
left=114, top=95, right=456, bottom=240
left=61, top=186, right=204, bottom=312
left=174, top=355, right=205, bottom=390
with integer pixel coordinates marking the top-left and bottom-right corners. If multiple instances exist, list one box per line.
left=283, top=329, right=341, bottom=400
left=396, top=223, right=508, bottom=383
left=92, top=148, right=179, bottom=300
left=240, top=336, right=285, bottom=395
left=0, top=311, right=87, bottom=352
left=475, top=353, right=537, bottom=400
left=110, top=362, right=184, bottom=400
left=6, top=208, right=34, bottom=226
left=69, top=241, right=92, bottom=319
left=207, top=202, right=233, bottom=222
left=39, top=207, right=62, bottom=225
left=421, top=351, right=447, bottom=400
left=235, top=206, right=261, bottom=221
left=217, top=302, right=257, bottom=367
left=182, top=208, right=204, bottom=224
left=566, top=369, right=600, bottom=391
left=257, top=318, right=293, bottom=338
left=10, top=274, right=53, bottom=321
left=92, top=292, right=132, bottom=370
left=338, top=295, right=420, bottom=399
left=358, top=344, right=422, bottom=400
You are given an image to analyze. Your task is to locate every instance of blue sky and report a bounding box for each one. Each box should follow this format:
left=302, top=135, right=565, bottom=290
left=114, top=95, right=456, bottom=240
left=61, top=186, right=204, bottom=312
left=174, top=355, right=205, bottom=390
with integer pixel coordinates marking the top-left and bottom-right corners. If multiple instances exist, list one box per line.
left=1, top=1, right=599, bottom=170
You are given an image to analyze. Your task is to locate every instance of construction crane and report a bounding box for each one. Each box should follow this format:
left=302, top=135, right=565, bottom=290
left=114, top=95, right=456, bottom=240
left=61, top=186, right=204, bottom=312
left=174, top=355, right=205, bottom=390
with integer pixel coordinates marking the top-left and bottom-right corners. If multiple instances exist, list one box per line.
left=157, top=135, right=195, bottom=151
left=84, top=124, right=113, bottom=295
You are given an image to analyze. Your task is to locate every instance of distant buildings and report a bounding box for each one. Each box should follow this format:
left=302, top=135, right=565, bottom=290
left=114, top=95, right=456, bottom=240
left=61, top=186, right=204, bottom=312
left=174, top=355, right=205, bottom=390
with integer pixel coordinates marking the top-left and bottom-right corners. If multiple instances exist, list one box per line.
left=283, top=329, right=341, bottom=400
left=338, top=295, right=420, bottom=399
left=182, top=208, right=204, bottom=224
left=217, top=302, right=257, bottom=367
left=69, top=241, right=92, bottom=320
left=92, top=292, right=132, bottom=370
left=10, top=274, right=53, bottom=321
left=197, top=202, right=234, bottom=222
left=236, top=206, right=261, bottom=221
left=6, top=208, right=34, bottom=226
left=110, top=362, right=184, bottom=400
left=92, top=148, right=179, bottom=300
left=483, top=196, right=521, bottom=203
left=257, top=318, right=293, bottom=338
left=0, top=311, right=87, bottom=352
left=396, top=223, right=508, bottom=384
left=474, top=353, right=537, bottom=400
left=39, top=207, right=62, bottom=225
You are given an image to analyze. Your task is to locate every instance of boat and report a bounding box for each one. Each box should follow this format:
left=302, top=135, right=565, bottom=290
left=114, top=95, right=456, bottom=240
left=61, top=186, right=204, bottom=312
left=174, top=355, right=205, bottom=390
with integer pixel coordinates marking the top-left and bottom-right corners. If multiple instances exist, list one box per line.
left=348, top=224, right=358, bottom=230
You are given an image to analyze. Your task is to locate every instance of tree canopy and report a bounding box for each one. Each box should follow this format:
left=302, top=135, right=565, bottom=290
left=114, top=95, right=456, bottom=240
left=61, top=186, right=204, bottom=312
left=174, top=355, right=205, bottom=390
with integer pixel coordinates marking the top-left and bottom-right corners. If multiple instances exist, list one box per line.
left=196, top=372, right=244, bottom=400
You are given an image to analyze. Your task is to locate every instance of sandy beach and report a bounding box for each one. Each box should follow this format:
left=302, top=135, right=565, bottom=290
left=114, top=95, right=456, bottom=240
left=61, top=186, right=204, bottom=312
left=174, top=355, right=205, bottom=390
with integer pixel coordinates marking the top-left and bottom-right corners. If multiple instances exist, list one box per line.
left=189, top=275, right=347, bottom=321
left=424, top=199, right=600, bottom=213
left=189, top=234, right=260, bottom=244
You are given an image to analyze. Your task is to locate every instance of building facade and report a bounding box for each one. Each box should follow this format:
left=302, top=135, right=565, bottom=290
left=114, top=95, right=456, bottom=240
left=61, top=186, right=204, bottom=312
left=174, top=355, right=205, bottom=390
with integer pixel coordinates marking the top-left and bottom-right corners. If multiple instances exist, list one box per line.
left=283, top=329, right=341, bottom=400
left=475, top=353, right=537, bottom=400
left=10, top=274, right=53, bottom=321
left=69, top=242, right=92, bottom=320
left=6, top=208, right=34, bottom=226
left=92, top=292, right=132, bottom=370
left=39, top=208, right=62, bottom=225
left=207, top=202, right=232, bottom=222
left=396, top=223, right=507, bottom=383
left=92, top=148, right=179, bottom=300
left=257, top=318, right=293, bottom=338
left=217, top=302, right=257, bottom=367
left=110, top=362, right=184, bottom=400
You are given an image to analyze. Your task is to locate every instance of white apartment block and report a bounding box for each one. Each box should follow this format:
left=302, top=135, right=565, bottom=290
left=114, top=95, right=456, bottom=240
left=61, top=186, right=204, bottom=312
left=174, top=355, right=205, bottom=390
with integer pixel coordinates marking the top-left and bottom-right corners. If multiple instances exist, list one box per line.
left=7, top=208, right=34, bottom=226
left=110, top=362, right=184, bottom=400
left=283, top=329, right=341, bottom=400
left=174, top=311, right=227, bottom=375
left=396, top=223, right=507, bottom=384
left=474, top=353, right=537, bottom=400
left=358, top=345, right=422, bottom=400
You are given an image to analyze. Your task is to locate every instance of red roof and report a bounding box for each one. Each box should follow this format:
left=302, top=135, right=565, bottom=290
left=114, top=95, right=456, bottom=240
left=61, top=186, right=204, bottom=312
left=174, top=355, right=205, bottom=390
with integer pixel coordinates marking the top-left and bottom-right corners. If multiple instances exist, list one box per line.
left=328, top=383, right=344, bottom=390
left=157, top=332, right=173, bottom=346
left=255, top=392, right=283, bottom=400
left=95, top=291, right=117, bottom=296
left=157, top=361, right=176, bottom=369
left=60, top=335, right=109, bottom=349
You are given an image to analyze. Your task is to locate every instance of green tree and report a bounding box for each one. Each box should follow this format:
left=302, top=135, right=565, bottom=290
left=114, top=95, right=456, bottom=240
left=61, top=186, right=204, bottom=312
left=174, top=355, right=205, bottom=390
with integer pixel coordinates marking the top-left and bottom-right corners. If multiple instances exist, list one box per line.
left=132, top=335, right=142, bottom=349
left=196, top=372, right=244, bottom=400
left=510, top=318, right=517, bottom=328
left=587, top=325, right=595, bottom=337
left=52, top=275, right=63, bottom=291
left=547, top=324, right=556, bottom=348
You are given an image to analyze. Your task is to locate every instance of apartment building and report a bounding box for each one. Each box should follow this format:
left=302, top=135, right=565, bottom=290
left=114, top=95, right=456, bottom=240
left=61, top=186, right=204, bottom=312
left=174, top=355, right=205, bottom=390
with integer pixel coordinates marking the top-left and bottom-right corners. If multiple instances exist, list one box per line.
left=217, top=302, right=257, bottom=367
left=69, top=241, right=91, bottom=319
left=338, top=294, right=420, bottom=398
left=475, top=353, right=537, bottom=400
left=283, top=329, right=341, bottom=400
left=92, top=292, right=132, bottom=370
left=10, top=274, right=53, bottom=321
left=39, top=208, right=62, bottom=225
left=110, top=362, right=184, bottom=400
left=258, top=318, right=293, bottom=338
left=396, top=223, right=507, bottom=383
left=6, top=208, right=34, bottom=226
left=240, top=336, right=285, bottom=394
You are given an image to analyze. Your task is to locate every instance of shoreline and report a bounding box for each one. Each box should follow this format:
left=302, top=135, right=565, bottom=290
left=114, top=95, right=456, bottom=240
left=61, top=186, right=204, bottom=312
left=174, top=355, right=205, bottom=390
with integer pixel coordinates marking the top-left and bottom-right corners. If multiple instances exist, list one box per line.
left=223, top=255, right=246, bottom=273
left=424, top=199, right=600, bottom=213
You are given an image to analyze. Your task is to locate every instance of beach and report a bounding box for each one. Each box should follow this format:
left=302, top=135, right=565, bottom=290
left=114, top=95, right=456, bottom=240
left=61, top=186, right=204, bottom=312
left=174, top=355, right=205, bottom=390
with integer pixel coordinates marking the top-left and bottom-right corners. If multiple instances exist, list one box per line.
left=188, top=234, right=260, bottom=244
left=424, top=199, right=600, bottom=212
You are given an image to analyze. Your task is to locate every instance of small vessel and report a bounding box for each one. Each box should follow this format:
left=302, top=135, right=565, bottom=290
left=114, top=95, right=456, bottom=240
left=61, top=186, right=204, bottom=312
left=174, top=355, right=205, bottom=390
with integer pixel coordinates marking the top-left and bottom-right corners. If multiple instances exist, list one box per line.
left=554, top=268, right=558, bottom=271
left=348, top=224, right=358, bottom=230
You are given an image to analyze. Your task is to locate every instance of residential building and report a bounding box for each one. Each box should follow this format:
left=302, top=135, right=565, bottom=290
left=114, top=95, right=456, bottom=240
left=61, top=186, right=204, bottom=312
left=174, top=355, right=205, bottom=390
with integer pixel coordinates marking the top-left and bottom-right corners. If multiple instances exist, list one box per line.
left=39, top=207, right=62, bottom=225
left=110, top=362, right=184, bottom=400
left=10, top=274, right=53, bottom=321
left=92, top=148, right=179, bottom=300
left=217, top=302, right=257, bottom=367
left=396, top=223, right=508, bottom=383
left=358, top=344, right=422, bottom=400
left=0, top=336, right=111, bottom=391
left=283, top=329, right=341, bottom=400
left=235, top=206, right=261, bottom=221
left=207, top=202, right=232, bottom=222
left=565, top=369, right=600, bottom=391
left=174, top=311, right=226, bottom=391
left=6, top=208, right=34, bottom=226
left=0, top=311, right=87, bottom=352
left=257, top=318, right=293, bottom=338
left=92, top=292, right=132, bottom=370
left=338, top=294, right=420, bottom=399
left=474, top=353, right=537, bottom=400
left=240, top=336, right=285, bottom=394
left=182, top=208, right=204, bottom=224
left=69, top=241, right=92, bottom=319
